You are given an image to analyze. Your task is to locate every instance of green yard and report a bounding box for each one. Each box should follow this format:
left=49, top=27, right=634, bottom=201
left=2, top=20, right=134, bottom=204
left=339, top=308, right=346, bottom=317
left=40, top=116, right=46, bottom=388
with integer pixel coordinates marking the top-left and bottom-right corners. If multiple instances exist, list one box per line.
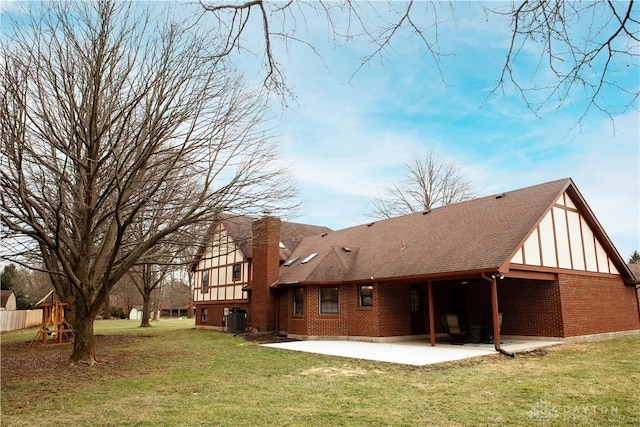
left=1, top=319, right=638, bottom=426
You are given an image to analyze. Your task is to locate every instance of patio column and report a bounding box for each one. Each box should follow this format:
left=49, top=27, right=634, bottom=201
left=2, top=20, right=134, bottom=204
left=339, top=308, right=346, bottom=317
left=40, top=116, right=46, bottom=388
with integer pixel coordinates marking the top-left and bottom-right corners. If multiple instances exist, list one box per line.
left=490, top=277, right=501, bottom=348
left=428, top=281, right=435, bottom=346
left=487, top=273, right=514, bottom=357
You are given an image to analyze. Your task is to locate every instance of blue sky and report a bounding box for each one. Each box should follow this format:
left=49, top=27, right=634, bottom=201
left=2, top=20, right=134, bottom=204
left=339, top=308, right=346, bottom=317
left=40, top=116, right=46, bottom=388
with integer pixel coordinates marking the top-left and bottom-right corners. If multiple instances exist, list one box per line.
left=1, top=1, right=637, bottom=261
left=256, top=2, right=640, bottom=260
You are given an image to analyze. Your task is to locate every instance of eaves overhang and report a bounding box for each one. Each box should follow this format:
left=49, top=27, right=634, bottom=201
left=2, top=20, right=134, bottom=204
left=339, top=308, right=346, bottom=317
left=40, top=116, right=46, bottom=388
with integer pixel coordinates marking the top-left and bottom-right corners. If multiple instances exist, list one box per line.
left=275, top=268, right=520, bottom=287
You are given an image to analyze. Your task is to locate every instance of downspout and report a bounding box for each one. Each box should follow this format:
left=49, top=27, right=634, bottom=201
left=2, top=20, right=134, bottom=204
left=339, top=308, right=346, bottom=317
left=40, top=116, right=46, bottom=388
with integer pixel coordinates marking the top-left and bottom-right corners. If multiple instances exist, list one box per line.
left=482, top=273, right=515, bottom=358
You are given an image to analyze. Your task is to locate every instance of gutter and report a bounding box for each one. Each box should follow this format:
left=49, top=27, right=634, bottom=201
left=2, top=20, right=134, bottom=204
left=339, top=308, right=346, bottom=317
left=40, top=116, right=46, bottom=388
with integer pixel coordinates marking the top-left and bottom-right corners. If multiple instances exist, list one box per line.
left=482, top=273, right=515, bottom=358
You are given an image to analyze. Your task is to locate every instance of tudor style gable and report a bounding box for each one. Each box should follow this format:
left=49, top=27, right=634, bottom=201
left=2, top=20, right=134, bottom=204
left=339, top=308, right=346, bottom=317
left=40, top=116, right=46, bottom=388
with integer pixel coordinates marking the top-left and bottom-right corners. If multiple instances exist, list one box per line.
left=507, top=186, right=626, bottom=278
left=193, top=222, right=250, bottom=303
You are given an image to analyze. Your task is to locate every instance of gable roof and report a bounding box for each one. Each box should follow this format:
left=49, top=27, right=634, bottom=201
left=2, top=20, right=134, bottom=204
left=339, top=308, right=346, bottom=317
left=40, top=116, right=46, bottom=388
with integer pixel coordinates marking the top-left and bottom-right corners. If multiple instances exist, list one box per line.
left=190, top=214, right=331, bottom=270
left=279, top=178, right=635, bottom=285
left=1, top=290, right=15, bottom=308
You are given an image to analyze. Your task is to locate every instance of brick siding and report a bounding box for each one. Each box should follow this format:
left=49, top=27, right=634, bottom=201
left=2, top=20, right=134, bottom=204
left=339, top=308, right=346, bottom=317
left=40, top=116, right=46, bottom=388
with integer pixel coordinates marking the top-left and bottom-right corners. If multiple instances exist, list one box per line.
left=375, top=284, right=412, bottom=336
left=195, top=301, right=250, bottom=329
left=558, top=273, right=640, bottom=337
left=497, top=279, right=564, bottom=337
left=250, top=217, right=281, bottom=332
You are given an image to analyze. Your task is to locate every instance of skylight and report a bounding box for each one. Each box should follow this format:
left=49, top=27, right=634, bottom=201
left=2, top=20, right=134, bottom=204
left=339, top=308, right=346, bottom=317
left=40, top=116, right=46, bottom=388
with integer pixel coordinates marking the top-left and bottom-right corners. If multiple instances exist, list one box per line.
left=300, top=253, right=318, bottom=264
left=283, top=256, right=299, bottom=267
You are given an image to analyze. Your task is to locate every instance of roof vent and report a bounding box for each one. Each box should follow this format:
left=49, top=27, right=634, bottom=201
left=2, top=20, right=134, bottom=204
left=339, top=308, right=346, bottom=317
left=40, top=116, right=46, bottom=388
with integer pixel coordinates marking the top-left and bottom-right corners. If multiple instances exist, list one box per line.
left=367, top=222, right=375, bottom=227
left=321, top=232, right=328, bottom=237
left=341, top=247, right=351, bottom=252
left=422, top=209, right=431, bottom=215
left=300, top=253, right=318, bottom=264
left=495, top=193, right=506, bottom=199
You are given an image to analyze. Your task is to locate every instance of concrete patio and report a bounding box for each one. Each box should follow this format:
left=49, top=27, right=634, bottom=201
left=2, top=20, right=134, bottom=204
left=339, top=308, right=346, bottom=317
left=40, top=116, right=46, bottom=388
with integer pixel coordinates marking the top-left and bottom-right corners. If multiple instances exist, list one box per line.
left=262, top=338, right=563, bottom=366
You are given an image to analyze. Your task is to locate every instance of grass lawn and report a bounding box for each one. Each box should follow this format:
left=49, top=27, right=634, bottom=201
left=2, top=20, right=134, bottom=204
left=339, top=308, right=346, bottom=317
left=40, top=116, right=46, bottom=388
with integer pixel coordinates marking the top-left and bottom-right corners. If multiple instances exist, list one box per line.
left=2, top=319, right=638, bottom=426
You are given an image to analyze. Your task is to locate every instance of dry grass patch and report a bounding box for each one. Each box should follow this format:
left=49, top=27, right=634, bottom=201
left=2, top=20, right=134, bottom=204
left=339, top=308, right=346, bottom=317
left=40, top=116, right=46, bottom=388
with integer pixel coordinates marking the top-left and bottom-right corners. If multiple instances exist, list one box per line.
left=300, top=366, right=379, bottom=377
left=2, top=320, right=639, bottom=426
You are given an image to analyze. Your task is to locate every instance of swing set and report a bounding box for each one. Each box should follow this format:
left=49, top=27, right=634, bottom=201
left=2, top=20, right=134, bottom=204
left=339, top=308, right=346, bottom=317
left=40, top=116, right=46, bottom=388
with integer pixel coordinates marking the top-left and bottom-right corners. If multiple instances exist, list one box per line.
left=29, top=291, right=75, bottom=347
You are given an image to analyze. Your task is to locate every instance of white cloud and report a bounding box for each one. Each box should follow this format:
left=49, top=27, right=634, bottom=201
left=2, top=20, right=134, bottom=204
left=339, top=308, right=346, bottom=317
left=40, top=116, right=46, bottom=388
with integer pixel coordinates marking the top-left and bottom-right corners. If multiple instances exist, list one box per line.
left=473, top=110, right=639, bottom=258
left=267, top=2, right=639, bottom=258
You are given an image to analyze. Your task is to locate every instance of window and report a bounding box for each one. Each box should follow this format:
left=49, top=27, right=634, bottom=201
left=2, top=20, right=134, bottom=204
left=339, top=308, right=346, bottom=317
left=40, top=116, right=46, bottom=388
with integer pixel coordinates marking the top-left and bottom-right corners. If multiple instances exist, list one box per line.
left=320, top=287, right=339, bottom=314
left=359, top=285, right=373, bottom=307
left=201, top=271, right=209, bottom=293
left=232, top=263, right=241, bottom=281
left=293, top=287, right=303, bottom=314
left=201, top=308, right=208, bottom=323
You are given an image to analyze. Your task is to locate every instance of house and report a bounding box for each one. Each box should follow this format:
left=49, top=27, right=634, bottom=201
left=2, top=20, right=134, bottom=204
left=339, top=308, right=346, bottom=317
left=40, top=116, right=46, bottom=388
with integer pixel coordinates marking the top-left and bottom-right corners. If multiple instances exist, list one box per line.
left=192, top=179, right=640, bottom=347
left=191, top=215, right=331, bottom=332
left=1, top=290, right=17, bottom=311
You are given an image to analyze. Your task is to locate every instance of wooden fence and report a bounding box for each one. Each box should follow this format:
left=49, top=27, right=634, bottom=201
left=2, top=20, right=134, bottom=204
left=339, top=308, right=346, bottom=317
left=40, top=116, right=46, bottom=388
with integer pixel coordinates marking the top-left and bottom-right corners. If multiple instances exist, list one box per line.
left=0, top=310, right=43, bottom=332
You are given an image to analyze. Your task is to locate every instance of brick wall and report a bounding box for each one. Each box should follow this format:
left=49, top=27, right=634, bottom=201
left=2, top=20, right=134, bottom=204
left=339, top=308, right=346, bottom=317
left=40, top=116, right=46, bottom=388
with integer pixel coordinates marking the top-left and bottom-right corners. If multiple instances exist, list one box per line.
left=376, top=284, right=412, bottom=336
left=281, top=275, right=640, bottom=340
left=304, top=286, right=346, bottom=336
left=497, top=279, right=564, bottom=337
left=250, top=216, right=281, bottom=332
left=195, top=301, right=250, bottom=329
left=287, top=283, right=414, bottom=338
left=558, top=273, right=640, bottom=337
left=347, top=284, right=380, bottom=337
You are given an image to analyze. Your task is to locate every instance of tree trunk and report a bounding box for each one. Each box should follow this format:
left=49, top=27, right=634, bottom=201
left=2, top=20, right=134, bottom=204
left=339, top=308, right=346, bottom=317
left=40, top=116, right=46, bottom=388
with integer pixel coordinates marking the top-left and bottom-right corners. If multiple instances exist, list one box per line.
left=70, top=306, right=97, bottom=364
left=140, top=290, right=152, bottom=327
left=103, top=295, right=111, bottom=319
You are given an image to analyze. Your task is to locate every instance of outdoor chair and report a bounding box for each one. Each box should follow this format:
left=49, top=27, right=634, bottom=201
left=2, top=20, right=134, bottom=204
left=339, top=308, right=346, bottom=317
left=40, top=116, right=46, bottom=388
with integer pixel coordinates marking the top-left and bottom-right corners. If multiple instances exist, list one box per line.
left=442, top=313, right=467, bottom=344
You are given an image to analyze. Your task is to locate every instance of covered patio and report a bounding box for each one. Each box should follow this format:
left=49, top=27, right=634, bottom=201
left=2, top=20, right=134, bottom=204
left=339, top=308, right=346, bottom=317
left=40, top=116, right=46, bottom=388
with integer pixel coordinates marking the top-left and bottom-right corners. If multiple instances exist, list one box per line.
left=378, top=272, right=562, bottom=357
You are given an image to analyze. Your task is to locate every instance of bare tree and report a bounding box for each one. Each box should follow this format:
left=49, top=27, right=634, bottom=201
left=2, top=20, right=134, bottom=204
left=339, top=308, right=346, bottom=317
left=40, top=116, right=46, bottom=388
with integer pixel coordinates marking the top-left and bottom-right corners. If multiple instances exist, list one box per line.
left=109, top=274, right=141, bottom=319
left=1, top=2, right=296, bottom=364
left=371, top=150, right=475, bottom=219
left=492, top=1, right=639, bottom=121
left=159, top=277, right=192, bottom=318
left=200, top=1, right=449, bottom=96
left=199, top=1, right=637, bottom=118
left=128, top=264, right=165, bottom=327
left=124, top=177, right=204, bottom=328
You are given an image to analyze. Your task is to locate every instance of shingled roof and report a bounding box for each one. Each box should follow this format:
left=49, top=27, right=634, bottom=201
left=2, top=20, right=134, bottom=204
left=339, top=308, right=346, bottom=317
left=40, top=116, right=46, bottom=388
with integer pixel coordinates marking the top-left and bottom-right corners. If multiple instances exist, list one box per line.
left=190, top=214, right=331, bottom=270
left=278, top=178, right=633, bottom=285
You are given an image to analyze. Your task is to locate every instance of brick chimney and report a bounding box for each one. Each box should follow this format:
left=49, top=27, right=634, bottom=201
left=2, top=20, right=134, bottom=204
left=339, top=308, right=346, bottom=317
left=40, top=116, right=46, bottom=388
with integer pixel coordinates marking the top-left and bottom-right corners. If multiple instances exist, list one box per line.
left=250, top=216, right=282, bottom=332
